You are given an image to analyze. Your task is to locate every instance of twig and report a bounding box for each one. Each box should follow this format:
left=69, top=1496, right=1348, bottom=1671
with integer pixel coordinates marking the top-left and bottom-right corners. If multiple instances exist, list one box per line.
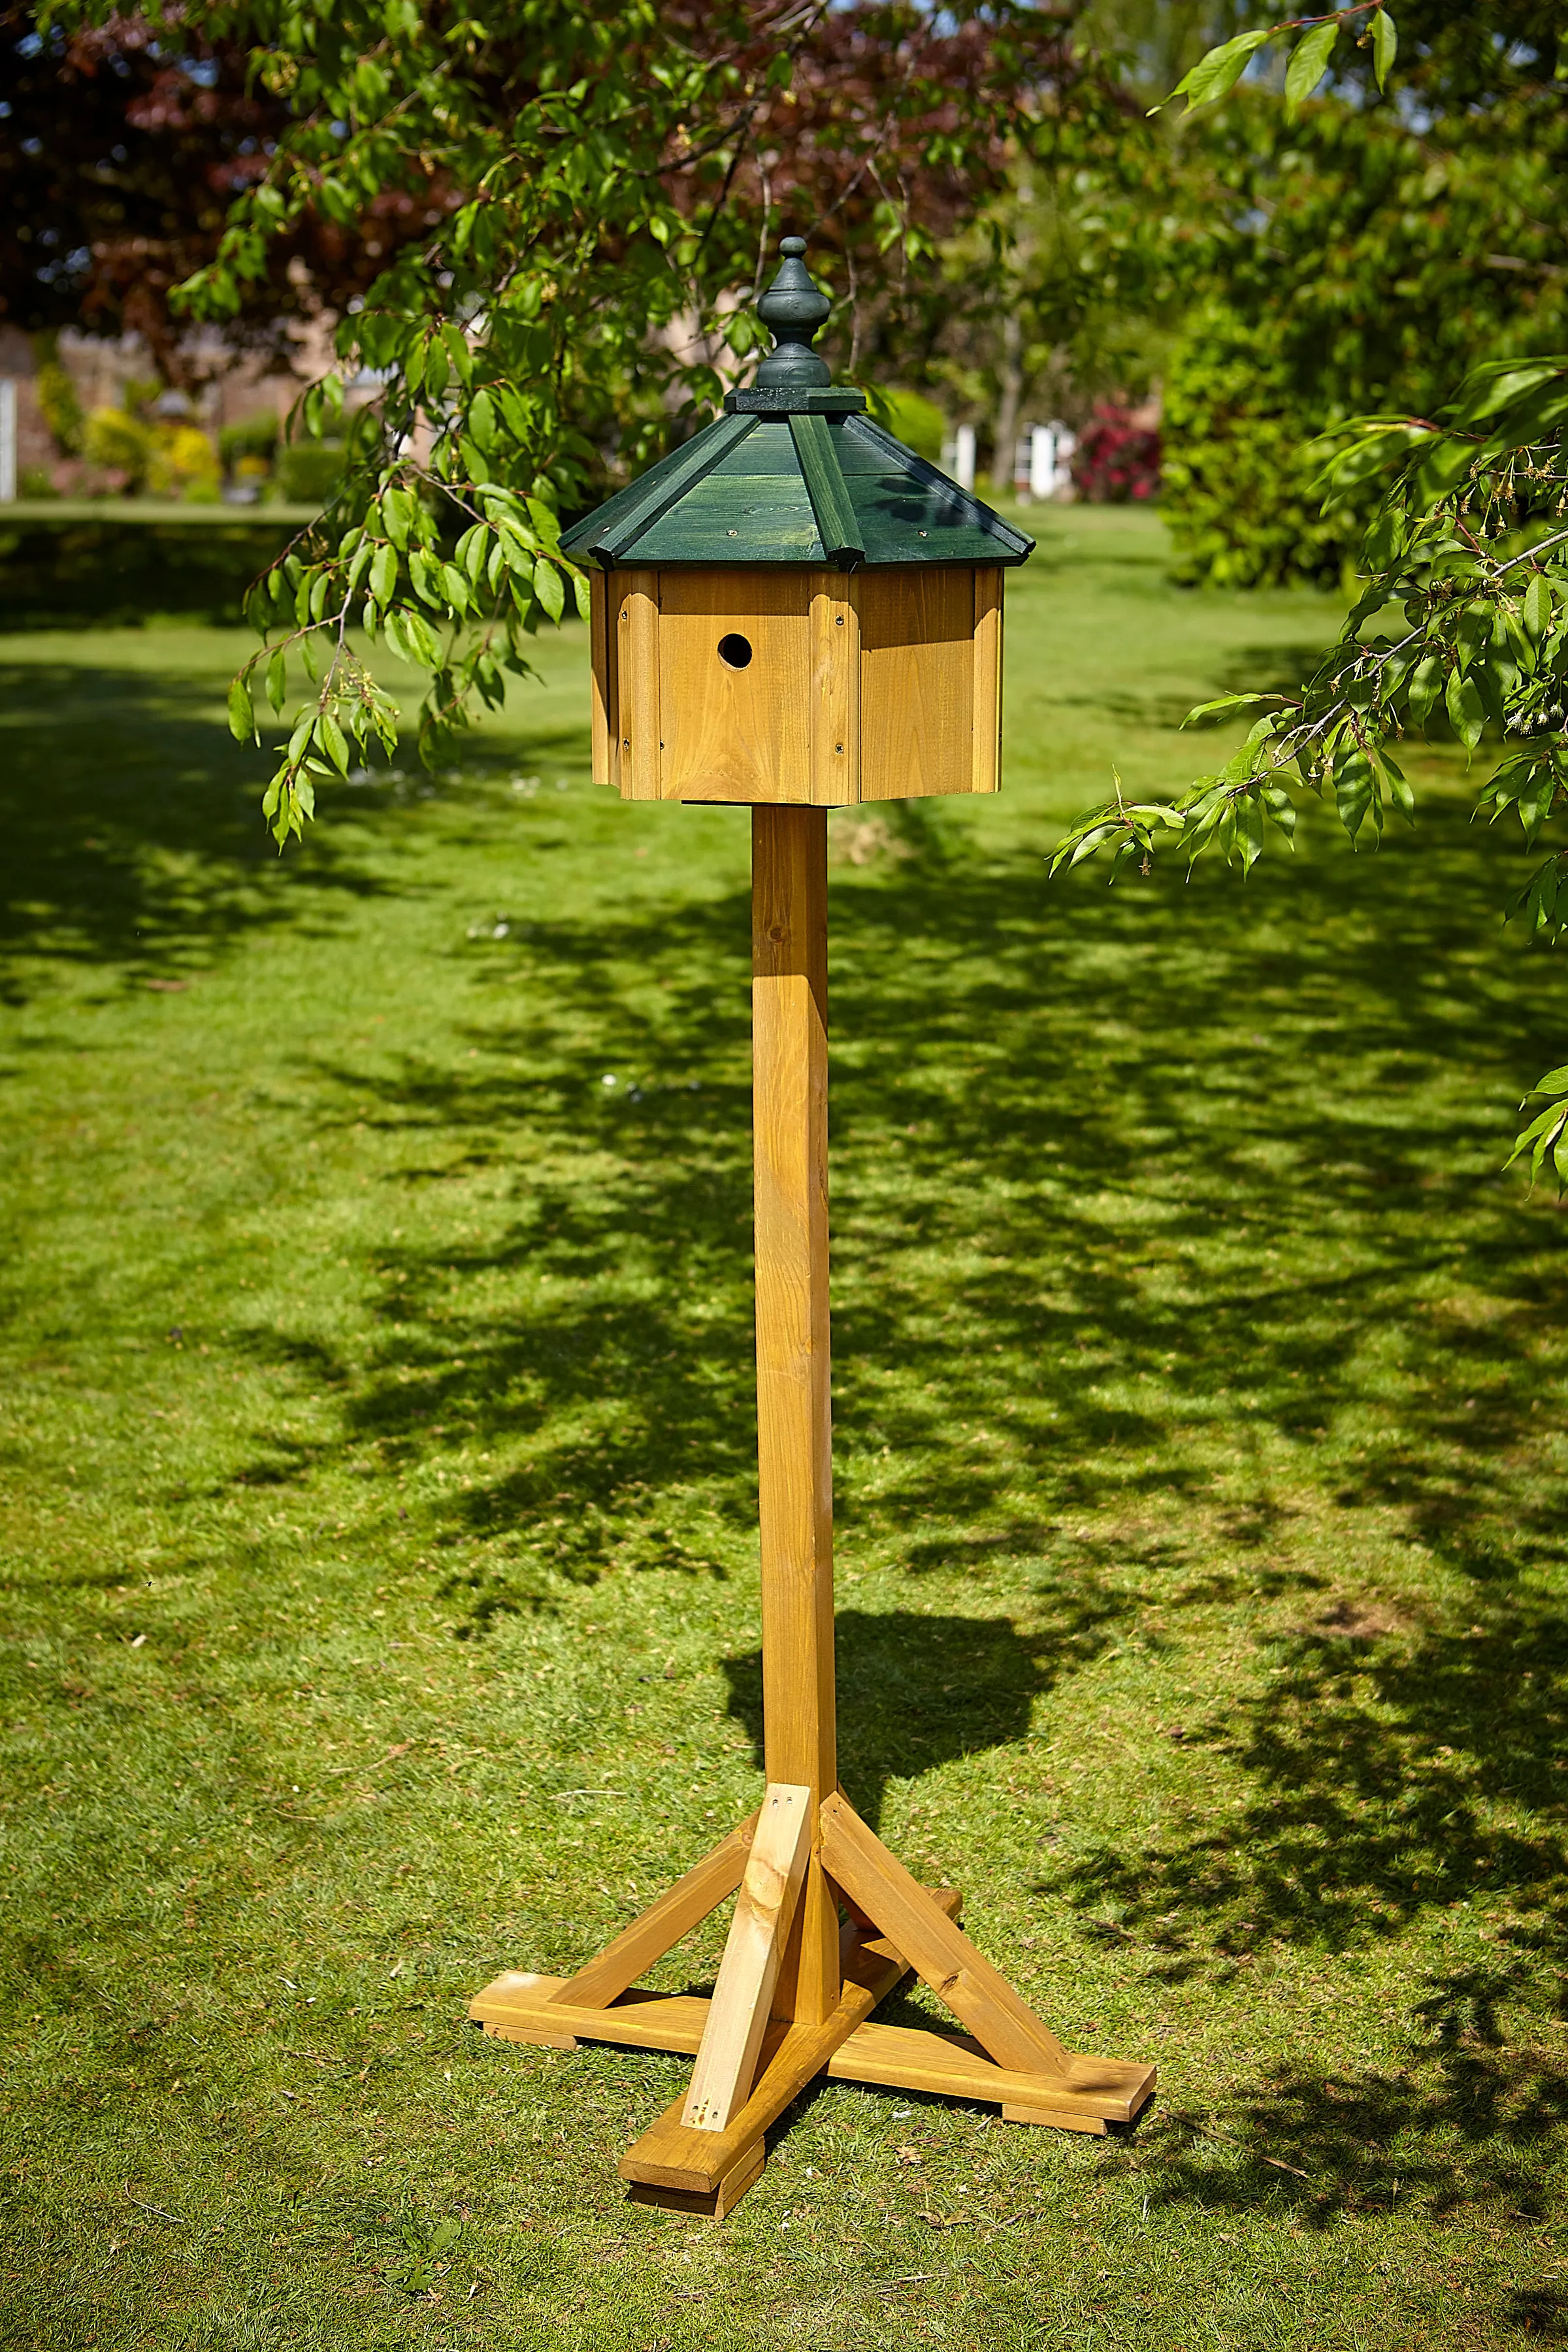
left=125, top=2190, right=188, bottom=2224
left=1263, top=2156, right=1311, bottom=2180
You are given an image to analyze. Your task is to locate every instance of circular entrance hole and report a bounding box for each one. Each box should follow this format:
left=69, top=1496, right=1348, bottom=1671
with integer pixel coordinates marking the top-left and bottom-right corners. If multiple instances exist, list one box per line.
left=717, top=632, right=754, bottom=671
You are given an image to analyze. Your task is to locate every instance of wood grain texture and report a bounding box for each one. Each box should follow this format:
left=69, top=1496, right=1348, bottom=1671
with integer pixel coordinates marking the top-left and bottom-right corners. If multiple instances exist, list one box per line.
left=626, top=2142, right=764, bottom=2218
left=617, top=570, right=660, bottom=801
left=548, top=1812, right=757, bottom=2012
left=657, top=568, right=814, bottom=802
left=616, top=1897, right=960, bottom=2194
left=471, top=1974, right=708, bottom=2053
left=970, top=566, right=1003, bottom=797
left=809, top=575, right=858, bottom=805
left=619, top=1923, right=912, bottom=2195
left=855, top=566, right=975, bottom=801
left=820, top=1792, right=1073, bottom=2078
left=826, top=2019, right=1154, bottom=2126
left=682, top=1783, right=811, bottom=2130
left=751, top=807, right=841, bottom=2023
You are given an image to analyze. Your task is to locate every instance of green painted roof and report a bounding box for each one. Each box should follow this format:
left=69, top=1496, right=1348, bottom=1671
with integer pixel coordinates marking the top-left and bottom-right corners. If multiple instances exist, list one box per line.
left=561, top=407, right=1034, bottom=570
left=561, top=237, right=1034, bottom=572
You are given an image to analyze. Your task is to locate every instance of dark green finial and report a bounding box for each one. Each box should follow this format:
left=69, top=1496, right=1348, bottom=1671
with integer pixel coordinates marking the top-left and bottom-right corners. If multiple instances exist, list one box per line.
left=755, top=236, right=832, bottom=389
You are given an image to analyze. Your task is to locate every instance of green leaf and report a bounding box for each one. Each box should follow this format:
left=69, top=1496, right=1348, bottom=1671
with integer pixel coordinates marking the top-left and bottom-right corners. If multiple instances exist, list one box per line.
left=383, top=488, right=414, bottom=551
left=1406, top=653, right=1445, bottom=725
left=319, top=712, right=350, bottom=775
left=468, top=388, right=497, bottom=453
left=1159, top=26, right=1272, bottom=112
left=1181, top=692, right=1275, bottom=728
left=1370, top=7, right=1397, bottom=90
left=1446, top=667, right=1486, bottom=750
left=266, top=646, right=287, bottom=715
left=227, top=676, right=254, bottom=743
left=572, top=568, right=591, bottom=621
left=535, top=561, right=565, bottom=624
left=370, top=544, right=399, bottom=608
left=1333, top=746, right=1377, bottom=843
left=1284, top=20, right=1337, bottom=117
left=1524, top=572, right=1552, bottom=642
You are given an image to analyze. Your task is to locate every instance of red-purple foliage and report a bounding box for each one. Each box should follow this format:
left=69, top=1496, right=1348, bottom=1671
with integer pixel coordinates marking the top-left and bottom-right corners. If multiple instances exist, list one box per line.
left=1073, top=404, right=1161, bottom=504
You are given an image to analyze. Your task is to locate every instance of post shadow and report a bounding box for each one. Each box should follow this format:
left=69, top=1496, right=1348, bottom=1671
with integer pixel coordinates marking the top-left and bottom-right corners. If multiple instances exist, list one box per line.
left=720, top=1607, right=1050, bottom=1836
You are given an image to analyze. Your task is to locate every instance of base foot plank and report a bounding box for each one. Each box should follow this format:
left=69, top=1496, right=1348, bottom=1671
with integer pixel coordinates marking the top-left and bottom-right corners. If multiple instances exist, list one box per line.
left=469, top=1972, right=710, bottom=2056
left=619, top=1909, right=939, bottom=2196
left=825, top=2019, right=1156, bottom=2127
left=1002, top=2103, right=1108, bottom=2135
left=480, top=2020, right=580, bottom=2051
left=627, top=2142, right=764, bottom=2219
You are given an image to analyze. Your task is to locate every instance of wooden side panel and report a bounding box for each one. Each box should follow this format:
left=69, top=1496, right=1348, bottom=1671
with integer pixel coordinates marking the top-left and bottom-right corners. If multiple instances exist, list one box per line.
left=681, top=1784, right=811, bottom=2131
left=589, top=568, right=615, bottom=789
left=657, top=568, right=814, bottom=803
left=616, top=570, right=660, bottom=802
left=808, top=572, right=859, bottom=805
left=970, top=566, right=1002, bottom=797
left=856, top=566, right=976, bottom=801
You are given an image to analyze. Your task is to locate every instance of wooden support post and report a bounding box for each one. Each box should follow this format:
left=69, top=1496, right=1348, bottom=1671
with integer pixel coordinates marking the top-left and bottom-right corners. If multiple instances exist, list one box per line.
left=471, top=801, right=1158, bottom=2219
left=751, top=806, right=840, bottom=2029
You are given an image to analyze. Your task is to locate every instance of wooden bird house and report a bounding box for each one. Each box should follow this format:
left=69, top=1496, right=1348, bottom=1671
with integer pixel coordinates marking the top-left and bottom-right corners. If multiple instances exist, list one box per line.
left=563, top=238, right=1034, bottom=807
left=472, top=240, right=1154, bottom=2222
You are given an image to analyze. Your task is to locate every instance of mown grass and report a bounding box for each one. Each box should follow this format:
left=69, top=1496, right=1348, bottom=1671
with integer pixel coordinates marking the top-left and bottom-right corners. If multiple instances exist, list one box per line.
left=3, top=506, right=1567, bottom=2349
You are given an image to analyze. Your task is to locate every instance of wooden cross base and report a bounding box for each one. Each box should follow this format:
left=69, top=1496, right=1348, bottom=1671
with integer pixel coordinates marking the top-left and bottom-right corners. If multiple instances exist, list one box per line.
left=469, top=1786, right=1155, bottom=2217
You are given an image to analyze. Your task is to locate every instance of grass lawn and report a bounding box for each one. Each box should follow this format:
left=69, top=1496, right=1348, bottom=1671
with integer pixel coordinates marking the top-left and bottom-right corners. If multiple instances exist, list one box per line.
left=3, top=504, right=1567, bottom=2349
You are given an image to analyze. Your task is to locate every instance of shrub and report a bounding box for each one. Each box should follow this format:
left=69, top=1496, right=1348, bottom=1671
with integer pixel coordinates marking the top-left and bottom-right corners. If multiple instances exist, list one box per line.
left=19, top=466, right=59, bottom=499
left=218, top=412, right=280, bottom=472
left=82, top=406, right=154, bottom=491
left=871, top=387, right=945, bottom=463
left=36, top=361, right=84, bottom=457
left=278, top=440, right=346, bottom=504
left=1073, top=404, right=1160, bottom=504
left=1160, top=304, right=1363, bottom=591
left=150, top=423, right=221, bottom=498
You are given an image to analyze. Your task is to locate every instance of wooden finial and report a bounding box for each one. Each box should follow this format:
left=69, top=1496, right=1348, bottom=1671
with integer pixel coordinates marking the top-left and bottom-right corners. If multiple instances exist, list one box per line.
left=755, top=236, right=832, bottom=390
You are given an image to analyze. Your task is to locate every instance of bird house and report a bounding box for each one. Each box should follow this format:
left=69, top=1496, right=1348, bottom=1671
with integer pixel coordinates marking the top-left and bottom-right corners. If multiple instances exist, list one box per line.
left=473, top=243, right=1156, bottom=2216
left=561, top=239, right=1034, bottom=807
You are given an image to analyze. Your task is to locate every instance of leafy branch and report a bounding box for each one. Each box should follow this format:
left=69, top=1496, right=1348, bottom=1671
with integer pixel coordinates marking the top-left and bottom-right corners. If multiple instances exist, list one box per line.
left=1053, top=350, right=1568, bottom=1172
left=1158, top=4, right=1397, bottom=120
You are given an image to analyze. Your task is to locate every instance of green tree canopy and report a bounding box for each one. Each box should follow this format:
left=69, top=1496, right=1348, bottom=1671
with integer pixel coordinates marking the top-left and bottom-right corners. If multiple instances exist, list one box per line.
left=42, top=0, right=1098, bottom=837
left=1054, top=1, right=1568, bottom=1168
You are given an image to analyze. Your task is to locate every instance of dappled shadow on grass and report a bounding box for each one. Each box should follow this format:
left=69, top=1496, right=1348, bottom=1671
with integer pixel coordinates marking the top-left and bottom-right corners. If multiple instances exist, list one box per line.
left=287, top=791, right=1568, bottom=1603
left=721, top=1609, right=1070, bottom=1833
left=0, top=516, right=299, bottom=632
left=237, top=787, right=1568, bottom=2216
left=1139, top=2012, right=1568, bottom=2233
left=311, top=809, right=1561, bottom=1554
left=0, top=659, right=395, bottom=996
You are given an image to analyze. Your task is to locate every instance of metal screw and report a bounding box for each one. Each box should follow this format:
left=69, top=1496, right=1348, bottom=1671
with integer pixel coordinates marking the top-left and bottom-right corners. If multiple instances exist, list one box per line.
left=835, top=615, right=844, bottom=626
